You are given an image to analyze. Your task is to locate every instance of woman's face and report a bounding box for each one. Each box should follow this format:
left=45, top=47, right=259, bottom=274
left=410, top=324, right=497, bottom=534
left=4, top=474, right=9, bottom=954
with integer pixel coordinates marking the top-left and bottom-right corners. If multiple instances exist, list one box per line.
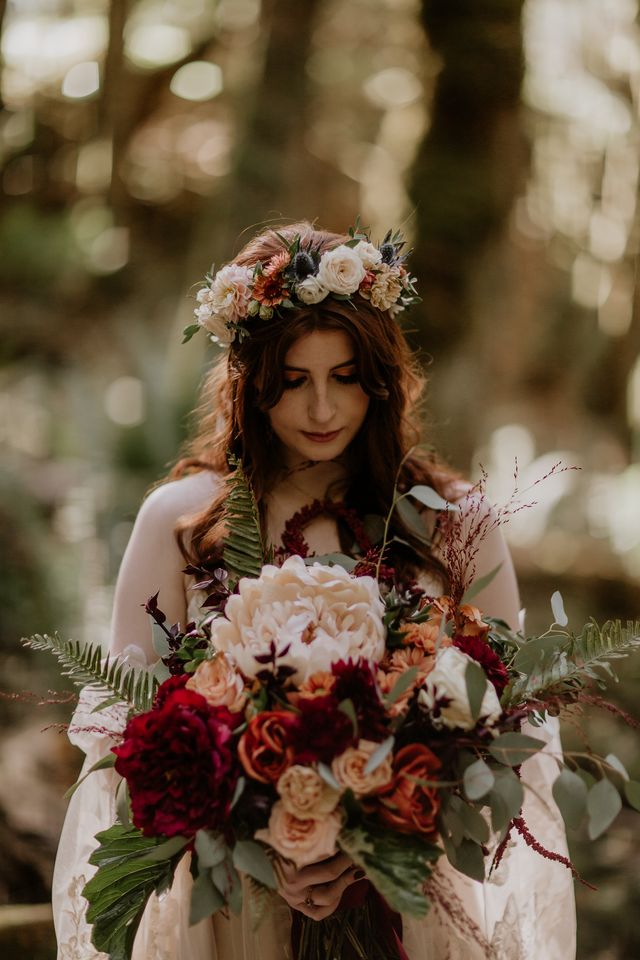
left=267, top=329, right=370, bottom=467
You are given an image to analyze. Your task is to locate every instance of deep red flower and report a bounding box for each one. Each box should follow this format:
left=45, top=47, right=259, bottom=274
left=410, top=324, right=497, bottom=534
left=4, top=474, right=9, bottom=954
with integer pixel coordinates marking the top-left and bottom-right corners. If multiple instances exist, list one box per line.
left=293, top=693, right=355, bottom=764
left=453, top=634, right=510, bottom=696
left=153, top=673, right=188, bottom=707
left=112, top=686, right=239, bottom=838
left=331, top=658, right=389, bottom=741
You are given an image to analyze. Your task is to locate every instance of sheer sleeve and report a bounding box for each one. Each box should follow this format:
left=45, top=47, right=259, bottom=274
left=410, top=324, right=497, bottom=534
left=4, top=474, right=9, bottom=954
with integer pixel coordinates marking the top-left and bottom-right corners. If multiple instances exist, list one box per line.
left=52, top=474, right=220, bottom=960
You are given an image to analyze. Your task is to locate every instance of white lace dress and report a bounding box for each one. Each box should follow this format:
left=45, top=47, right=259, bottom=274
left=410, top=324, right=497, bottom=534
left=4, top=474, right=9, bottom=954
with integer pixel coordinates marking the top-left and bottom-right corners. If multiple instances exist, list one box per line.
left=53, top=596, right=577, bottom=960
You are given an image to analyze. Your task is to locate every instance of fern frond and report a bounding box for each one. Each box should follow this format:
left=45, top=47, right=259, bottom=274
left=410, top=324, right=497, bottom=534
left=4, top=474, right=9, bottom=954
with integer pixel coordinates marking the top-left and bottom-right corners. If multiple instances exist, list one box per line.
left=21, top=634, right=158, bottom=713
left=504, top=619, right=640, bottom=706
left=223, top=457, right=265, bottom=584
left=247, top=877, right=271, bottom=932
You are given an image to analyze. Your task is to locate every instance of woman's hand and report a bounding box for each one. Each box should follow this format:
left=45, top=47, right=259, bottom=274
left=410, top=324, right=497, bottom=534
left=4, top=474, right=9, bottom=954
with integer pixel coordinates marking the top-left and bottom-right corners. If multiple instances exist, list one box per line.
left=276, top=852, right=365, bottom=920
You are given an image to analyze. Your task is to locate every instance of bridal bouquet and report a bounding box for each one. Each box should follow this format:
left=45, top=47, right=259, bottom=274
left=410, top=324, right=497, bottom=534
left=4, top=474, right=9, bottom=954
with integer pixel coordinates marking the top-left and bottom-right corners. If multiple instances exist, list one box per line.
left=25, top=464, right=640, bottom=960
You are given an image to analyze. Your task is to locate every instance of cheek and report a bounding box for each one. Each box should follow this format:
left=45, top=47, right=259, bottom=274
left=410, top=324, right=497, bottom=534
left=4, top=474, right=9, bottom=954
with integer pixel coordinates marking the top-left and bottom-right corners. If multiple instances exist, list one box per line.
left=266, top=393, right=298, bottom=434
left=350, top=388, right=370, bottom=426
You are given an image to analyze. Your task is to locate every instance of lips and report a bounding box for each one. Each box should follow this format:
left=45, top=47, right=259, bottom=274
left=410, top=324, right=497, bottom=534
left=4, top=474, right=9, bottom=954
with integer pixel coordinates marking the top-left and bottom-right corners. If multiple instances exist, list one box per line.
left=302, top=429, right=342, bottom=443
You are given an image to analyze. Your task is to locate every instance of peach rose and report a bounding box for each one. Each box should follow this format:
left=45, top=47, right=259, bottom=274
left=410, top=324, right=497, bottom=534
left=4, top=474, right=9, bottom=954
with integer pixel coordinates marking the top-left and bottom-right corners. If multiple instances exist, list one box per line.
left=276, top=765, right=340, bottom=819
left=457, top=604, right=491, bottom=638
left=376, top=743, right=441, bottom=837
left=331, top=740, right=393, bottom=797
left=255, top=802, right=343, bottom=869
left=186, top=653, right=247, bottom=713
left=238, top=711, right=298, bottom=784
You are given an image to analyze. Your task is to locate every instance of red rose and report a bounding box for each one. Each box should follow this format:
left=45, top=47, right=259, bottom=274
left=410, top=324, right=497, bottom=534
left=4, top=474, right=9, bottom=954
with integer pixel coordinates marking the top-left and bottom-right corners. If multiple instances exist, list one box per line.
left=238, top=711, right=299, bottom=784
left=375, top=744, right=441, bottom=838
left=113, top=682, right=239, bottom=838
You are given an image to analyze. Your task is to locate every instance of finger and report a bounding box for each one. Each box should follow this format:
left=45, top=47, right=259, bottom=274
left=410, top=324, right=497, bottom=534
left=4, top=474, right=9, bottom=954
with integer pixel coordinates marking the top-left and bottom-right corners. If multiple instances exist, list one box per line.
left=286, top=852, right=354, bottom=889
left=293, top=898, right=342, bottom=921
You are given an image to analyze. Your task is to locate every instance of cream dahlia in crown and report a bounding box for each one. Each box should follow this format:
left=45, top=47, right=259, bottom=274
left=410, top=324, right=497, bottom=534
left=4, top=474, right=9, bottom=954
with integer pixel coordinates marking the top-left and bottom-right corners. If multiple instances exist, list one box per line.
left=183, top=220, right=420, bottom=347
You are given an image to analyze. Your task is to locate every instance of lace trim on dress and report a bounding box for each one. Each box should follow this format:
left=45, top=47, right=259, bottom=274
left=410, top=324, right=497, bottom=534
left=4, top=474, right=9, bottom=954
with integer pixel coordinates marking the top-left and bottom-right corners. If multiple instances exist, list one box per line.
left=58, top=876, right=108, bottom=960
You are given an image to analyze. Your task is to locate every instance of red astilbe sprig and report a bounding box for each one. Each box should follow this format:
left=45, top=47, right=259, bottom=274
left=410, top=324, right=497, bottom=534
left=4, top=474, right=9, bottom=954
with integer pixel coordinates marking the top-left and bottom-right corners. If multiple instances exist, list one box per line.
left=490, top=816, right=596, bottom=890
left=436, top=460, right=580, bottom=605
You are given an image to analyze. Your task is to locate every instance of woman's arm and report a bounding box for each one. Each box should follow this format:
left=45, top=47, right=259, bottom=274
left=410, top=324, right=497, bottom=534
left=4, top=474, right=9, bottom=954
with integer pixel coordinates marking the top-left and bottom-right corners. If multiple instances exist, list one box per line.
left=109, top=473, right=219, bottom=661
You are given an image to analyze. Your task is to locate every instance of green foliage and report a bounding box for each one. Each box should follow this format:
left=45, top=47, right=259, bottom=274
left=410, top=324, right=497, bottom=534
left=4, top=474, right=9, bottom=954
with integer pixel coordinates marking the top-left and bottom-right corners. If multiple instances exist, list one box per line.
left=339, top=821, right=440, bottom=918
left=20, top=634, right=158, bottom=712
left=503, top=619, right=640, bottom=706
left=83, top=825, right=185, bottom=960
left=222, top=458, right=265, bottom=585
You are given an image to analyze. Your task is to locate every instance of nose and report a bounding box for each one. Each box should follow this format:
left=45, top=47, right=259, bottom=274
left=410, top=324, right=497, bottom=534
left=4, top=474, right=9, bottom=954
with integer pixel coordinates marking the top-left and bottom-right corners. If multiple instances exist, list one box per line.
left=308, top=384, right=335, bottom=425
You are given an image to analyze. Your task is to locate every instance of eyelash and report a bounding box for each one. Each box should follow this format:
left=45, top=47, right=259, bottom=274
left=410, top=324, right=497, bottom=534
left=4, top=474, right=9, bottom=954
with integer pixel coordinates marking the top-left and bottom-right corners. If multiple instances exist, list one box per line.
left=282, top=373, right=360, bottom=391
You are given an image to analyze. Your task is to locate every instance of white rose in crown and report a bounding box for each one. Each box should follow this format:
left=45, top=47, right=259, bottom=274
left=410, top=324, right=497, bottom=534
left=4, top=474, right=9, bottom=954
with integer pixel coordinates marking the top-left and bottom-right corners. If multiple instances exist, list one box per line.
left=353, top=240, right=383, bottom=270
left=195, top=264, right=253, bottom=343
left=296, top=274, right=329, bottom=305
left=210, top=555, right=385, bottom=683
left=317, top=244, right=367, bottom=295
left=418, top=645, right=501, bottom=730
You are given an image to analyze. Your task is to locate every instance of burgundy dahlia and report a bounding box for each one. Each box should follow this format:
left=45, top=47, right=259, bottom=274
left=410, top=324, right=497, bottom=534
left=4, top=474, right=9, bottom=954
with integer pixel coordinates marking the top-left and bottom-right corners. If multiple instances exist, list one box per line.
left=293, top=693, right=355, bottom=764
left=331, top=658, right=389, bottom=741
left=112, top=683, right=239, bottom=838
left=453, top=634, right=510, bottom=696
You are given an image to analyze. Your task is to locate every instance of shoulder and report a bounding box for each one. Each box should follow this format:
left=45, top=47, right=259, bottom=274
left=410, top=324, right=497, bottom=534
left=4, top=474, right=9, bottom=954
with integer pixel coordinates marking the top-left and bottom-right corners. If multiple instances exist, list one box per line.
left=138, top=471, right=222, bottom=528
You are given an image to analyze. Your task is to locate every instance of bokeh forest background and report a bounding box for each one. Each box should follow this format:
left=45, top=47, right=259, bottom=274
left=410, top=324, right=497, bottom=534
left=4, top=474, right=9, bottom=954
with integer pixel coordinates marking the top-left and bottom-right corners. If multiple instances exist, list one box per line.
left=0, top=0, right=639, bottom=957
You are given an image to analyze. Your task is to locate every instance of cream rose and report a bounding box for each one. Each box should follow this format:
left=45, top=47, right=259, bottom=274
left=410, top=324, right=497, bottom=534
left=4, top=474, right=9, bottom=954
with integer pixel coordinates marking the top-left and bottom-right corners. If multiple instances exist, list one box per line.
left=362, top=264, right=403, bottom=311
left=331, top=739, right=393, bottom=796
left=255, top=802, right=343, bottom=869
left=185, top=653, right=247, bottom=713
left=353, top=240, right=382, bottom=270
left=209, top=555, right=386, bottom=684
left=317, top=245, right=366, bottom=295
left=194, top=264, right=253, bottom=342
left=277, top=765, right=340, bottom=819
left=418, top=646, right=501, bottom=730
left=296, top=275, right=329, bottom=304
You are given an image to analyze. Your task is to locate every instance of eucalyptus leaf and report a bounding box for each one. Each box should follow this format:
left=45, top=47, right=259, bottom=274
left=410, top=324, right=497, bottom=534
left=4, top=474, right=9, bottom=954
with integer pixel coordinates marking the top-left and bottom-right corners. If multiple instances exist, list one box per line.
left=395, top=496, right=431, bottom=544
left=383, top=666, right=418, bottom=707
left=488, top=732, right=546, bottom=767
left=140, top=835, right=190, bottom=862
left=491, top=768, right=524, bottom=822
left=194, top=830, right=227, bottom=868
left=364, top=736, right=395, bottom=776
left=318, top=762, right=341, bottom=791
left=464, top=660, right=488, bottom=724
left=337, top=698, right=358, bottom=734
left=552, top=769, right=588, bottom=830
left=587, top=778, right=622, bottom=840
left=550, top=590, right=569, bottom=627
left=151, top=622, right=171, bottom=658
left=189, top=869, right=224, bottom=925
left=604, top=753, right=629, bottom=781
left=456, top=801, right=490, bottom=845
left=461, top=564, right=503, bottom=605
left=233, top=840, right=277, bottom=889
left=406, top=485, right=452, bottom=512
left=463, top=759, right=494, bottom=801
left=444, top=836, right=485, bottom=882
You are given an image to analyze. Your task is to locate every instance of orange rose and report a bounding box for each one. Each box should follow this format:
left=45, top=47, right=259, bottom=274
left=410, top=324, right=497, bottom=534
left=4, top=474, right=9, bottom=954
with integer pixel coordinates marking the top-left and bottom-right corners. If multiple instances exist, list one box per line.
left=238, top=711, right=298, bottom=784
left=457, top=604, right=490, bottom=638
left=375, top=744, right=441, bottom=838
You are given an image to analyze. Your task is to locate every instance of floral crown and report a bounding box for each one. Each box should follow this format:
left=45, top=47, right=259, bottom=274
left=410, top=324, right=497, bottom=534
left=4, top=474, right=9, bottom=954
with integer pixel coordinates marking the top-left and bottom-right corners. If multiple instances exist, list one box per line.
left=182, top=220, right=419, bottom=348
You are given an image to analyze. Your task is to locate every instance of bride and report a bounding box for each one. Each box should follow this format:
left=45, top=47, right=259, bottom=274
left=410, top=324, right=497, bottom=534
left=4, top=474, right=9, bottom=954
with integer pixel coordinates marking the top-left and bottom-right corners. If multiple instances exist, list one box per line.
left=52, top=221, right=576, bottom=959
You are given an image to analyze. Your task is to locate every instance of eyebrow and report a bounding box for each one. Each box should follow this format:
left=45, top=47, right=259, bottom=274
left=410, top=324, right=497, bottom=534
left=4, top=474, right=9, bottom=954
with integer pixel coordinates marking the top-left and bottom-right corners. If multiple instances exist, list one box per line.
left=283, top=358, right=357, bottom=373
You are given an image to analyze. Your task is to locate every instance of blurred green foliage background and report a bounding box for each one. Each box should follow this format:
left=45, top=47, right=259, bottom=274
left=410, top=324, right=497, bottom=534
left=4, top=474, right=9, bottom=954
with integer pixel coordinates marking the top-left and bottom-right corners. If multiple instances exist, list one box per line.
left=0, top=1, right=639, bottom=957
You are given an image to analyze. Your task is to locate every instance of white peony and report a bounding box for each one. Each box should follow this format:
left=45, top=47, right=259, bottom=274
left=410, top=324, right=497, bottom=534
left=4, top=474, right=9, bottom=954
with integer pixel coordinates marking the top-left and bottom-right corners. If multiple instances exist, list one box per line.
left=418, top=646, right=501, bottom=730
left=296, top=274, right=329, bottom=305
left=317, top=244, right=367, bottom=296
left=353, top=240, right=383, bottom=270
left=210, top=555, right=386, bottom=684
left=194, top=264, right=253, bottom=343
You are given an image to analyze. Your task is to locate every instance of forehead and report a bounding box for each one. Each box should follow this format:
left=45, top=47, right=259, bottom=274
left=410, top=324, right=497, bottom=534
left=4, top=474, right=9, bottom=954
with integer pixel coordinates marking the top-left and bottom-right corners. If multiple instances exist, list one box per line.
left=284, top=329, right=355, bottom=368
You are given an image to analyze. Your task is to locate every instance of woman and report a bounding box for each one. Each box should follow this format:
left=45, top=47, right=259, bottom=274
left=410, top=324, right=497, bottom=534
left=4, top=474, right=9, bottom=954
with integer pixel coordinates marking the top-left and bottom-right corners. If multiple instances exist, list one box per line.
left=53, top=222, right=576, bottom=959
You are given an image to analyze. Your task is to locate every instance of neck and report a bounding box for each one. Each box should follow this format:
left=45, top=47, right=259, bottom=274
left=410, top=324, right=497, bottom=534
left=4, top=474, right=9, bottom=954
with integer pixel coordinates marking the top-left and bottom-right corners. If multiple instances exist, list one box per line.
left=274, top=459, right=349, bottom=502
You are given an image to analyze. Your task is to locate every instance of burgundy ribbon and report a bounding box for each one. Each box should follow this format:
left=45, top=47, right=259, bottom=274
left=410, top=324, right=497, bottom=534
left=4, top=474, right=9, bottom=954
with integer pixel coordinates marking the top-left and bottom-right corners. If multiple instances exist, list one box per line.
left=290, top=879, right=409, bottom=960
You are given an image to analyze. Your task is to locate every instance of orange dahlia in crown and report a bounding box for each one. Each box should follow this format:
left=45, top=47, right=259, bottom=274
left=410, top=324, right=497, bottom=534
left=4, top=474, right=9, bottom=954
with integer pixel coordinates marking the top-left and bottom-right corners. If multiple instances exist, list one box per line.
left=183, top=220, right=420, bottom=347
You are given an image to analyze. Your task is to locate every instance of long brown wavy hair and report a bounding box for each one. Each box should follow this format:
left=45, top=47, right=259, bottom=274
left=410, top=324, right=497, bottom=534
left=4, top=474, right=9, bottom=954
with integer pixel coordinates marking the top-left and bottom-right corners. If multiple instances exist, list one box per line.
left=169, top=221, right=460, bottom=582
